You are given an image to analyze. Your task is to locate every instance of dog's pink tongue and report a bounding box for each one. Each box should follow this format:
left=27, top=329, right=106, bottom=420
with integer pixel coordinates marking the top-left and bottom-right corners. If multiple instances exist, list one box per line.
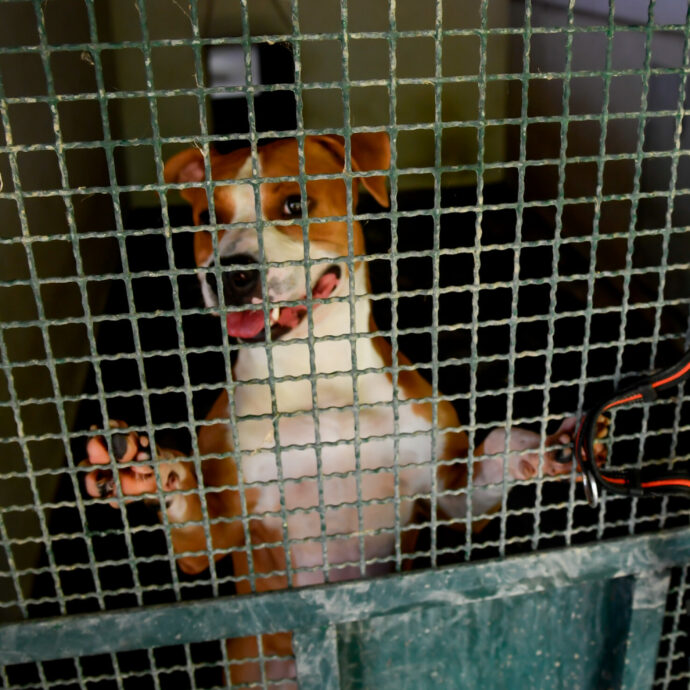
left=277, top=305, right=306, bottom=328
left=226, top=311, right=265, bottom=338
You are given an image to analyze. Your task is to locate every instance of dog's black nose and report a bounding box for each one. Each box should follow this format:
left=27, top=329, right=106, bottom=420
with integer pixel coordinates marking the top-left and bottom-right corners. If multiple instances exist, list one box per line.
left=206, top=254, right=261, bottom=306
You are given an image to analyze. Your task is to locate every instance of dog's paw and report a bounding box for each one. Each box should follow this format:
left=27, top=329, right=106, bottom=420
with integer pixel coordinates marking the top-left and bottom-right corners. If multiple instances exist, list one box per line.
left=82, top=420, right=195, bottom=512
left=511, top=415, right=609, bottom=480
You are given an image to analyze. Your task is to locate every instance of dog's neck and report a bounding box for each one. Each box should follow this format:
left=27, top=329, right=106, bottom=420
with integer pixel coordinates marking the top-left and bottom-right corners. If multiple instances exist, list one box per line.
left=232, top=263, right=386, bottom=414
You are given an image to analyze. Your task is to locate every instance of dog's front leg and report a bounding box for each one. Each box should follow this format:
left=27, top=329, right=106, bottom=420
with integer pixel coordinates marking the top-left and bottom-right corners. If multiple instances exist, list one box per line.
left=198, top=397, right=296, bottom=686
left=226, top=524, right=295, bottom=688
left=437, top=417, right=608, bottom=529
left=81, top=416, right=247, bottom=576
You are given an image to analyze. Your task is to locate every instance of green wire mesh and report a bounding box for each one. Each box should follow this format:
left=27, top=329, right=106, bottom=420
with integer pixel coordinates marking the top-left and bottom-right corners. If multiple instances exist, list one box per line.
left=1, top=0, right=690, bottom=687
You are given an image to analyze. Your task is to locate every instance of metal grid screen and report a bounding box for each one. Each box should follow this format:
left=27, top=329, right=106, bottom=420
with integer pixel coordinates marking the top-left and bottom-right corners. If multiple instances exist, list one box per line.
left=1, top=0, right=690, bottom=688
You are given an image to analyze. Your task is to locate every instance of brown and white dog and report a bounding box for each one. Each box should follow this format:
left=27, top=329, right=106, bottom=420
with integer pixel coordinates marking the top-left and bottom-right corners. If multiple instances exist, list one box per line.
left=82, top=133, right=593, bottom=686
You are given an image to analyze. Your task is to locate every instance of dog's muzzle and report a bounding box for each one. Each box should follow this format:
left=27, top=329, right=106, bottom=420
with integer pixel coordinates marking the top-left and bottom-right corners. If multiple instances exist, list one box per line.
left=206, top=256, right=342, bottom=341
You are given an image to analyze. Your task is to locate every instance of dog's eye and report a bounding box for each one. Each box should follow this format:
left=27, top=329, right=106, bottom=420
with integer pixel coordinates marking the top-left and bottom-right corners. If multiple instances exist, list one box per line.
left=198, top=210, right=210, bottom=225
left=282, top=195, right=310, bottom=218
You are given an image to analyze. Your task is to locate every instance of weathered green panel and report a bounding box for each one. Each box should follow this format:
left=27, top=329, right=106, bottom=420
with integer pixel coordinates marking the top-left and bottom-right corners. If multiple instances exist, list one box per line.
left=294, top=624, right=341, bottom=690
left=622, top=571, right=672, bottom=690
left=337, top=574, right=667, bottom=690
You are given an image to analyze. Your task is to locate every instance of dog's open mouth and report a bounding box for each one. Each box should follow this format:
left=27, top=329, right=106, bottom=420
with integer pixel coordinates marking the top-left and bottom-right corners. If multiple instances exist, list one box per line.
left=225, top=265, right=341, bottom=340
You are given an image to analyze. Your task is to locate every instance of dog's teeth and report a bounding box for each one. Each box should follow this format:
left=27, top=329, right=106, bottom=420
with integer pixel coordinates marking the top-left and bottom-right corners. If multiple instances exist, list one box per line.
left=270, top=307, right=280, bottom=323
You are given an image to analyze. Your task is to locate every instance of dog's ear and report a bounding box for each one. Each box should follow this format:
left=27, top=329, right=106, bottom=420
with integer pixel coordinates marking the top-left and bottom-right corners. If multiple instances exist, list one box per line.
left=315, top=133, right=390, bottom=208
left=164, top=147, right=210, bottom=204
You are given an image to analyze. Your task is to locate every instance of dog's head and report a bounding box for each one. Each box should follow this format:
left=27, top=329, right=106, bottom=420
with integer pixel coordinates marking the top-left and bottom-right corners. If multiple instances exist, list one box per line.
left=164, top=134, right=390, bottom=341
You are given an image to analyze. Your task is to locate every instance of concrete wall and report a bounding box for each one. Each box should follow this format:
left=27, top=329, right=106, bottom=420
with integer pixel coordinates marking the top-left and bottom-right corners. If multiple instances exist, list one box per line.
left=103, top=0, right=511, bottom=195
left=511, top=0, right=690, bottom=310
left=0, top=0, right=116, bottom=614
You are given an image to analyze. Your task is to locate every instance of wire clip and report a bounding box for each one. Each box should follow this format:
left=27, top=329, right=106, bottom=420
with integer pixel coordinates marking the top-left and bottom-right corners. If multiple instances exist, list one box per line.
left=574, top=350, right=690, bottom=508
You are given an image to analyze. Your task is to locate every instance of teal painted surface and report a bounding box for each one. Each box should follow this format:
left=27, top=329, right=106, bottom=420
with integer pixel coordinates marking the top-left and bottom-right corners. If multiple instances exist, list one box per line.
left=622, top=571, right=671, bottom=690
left=1, top=528, right=686, bottom=666
left=337, top=575, right=666, bottom=690
left=294, top=624, right=341, bottom=690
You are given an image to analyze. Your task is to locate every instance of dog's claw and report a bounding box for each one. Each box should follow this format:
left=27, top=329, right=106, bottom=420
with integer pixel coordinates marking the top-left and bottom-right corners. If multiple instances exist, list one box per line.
left=553, top=434, right=573, bottom=465
left=94, top=470, right=115, bottom=498
left=554, top=446, right=573, bottom=464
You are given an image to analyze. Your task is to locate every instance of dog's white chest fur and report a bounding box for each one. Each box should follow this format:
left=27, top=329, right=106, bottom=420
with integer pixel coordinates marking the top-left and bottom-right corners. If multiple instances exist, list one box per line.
left=230, top=308, right=435, bottom=584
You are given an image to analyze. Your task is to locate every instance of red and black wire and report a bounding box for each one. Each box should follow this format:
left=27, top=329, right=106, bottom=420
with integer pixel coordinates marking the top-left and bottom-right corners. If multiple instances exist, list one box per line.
left=574, top=350, right=690, bottom=506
